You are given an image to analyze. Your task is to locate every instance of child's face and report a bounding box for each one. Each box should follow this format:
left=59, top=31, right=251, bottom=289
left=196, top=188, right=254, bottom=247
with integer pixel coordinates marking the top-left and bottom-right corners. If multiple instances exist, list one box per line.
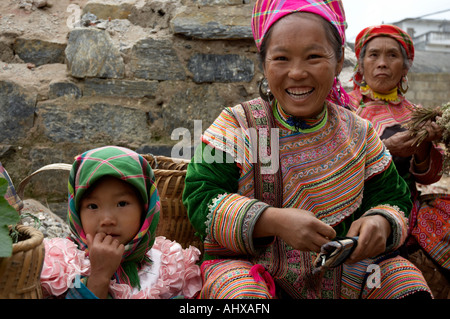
left=79, top=176, right=144, bottom=245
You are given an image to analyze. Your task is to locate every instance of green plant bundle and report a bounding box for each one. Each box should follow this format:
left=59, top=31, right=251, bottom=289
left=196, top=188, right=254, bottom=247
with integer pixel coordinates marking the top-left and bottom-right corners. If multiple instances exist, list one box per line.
left=403, top=102, right=450, bottom=173
left=403, top=103, right=448, bottom=146
left=0, top=177, right=20, bottom=258
left=436, top=102, right=450, bottom=145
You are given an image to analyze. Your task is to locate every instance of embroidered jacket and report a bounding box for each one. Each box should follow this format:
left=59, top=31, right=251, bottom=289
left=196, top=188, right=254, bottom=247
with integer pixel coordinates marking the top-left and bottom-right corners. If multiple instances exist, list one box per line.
left=182, top=97, right=412, bottom=298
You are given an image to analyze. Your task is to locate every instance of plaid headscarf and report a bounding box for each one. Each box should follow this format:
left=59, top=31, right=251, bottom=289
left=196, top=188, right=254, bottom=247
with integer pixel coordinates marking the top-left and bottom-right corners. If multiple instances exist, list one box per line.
left=251, top=0, right=347, bottom=51
left=0, top=162, right=23, bottom=212
left=67, top=146, right=160, bottom=288
left=353, top=24, right=415, bottom=87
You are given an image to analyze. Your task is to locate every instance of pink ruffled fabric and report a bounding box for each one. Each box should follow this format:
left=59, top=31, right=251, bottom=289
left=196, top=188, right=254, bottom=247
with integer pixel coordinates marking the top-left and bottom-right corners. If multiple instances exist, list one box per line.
left=40, top=236, right=202, bottom=299
left=40, top=238, right=90, bottom=297
left=110, top=236, right=202, bottom=299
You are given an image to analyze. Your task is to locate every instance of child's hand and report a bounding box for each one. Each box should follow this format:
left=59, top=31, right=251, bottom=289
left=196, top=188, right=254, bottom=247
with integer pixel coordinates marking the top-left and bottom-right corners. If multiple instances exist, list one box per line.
left=85, top=232, right=125, bottom=298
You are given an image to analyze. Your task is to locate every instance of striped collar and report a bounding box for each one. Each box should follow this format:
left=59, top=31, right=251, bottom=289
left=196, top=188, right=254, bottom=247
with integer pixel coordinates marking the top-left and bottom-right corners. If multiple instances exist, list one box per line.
left=273, top=101, right=328, bottom=133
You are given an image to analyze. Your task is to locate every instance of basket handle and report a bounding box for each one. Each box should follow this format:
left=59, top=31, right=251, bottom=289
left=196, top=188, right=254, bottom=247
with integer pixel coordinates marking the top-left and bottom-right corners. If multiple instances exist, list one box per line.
left=17, top=163, right=72, bottom=199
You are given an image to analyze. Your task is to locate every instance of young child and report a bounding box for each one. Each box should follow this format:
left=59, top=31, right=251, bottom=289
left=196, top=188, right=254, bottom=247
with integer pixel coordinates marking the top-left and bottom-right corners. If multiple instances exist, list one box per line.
left=40, top=146, right=202, bottom=299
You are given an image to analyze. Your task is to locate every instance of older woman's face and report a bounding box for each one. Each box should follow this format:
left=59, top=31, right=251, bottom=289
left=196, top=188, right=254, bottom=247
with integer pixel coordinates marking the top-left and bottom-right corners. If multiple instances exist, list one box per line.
left=360, top=37, right=408, bottom=94
left=263, top=13, right=343, bottom=118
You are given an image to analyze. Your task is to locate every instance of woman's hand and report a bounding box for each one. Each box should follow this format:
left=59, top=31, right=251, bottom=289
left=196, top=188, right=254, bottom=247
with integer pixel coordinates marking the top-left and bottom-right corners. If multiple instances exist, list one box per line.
left=424, top=119, right=444, bottom=142
left=254, top=207, right=336, bottom=253
left=383, top=130, right=421, bottom=158
left=345, top=215, right=391, bottom=264
left=85, top=232, right=125, bottom=298
left=384, top=120, right=443, bottom=158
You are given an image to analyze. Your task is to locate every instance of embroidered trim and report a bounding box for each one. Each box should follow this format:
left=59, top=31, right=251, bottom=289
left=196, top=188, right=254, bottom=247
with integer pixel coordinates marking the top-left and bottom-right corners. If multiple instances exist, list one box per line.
left=365, top=149, right=392, bottom=180
left=242, top=201, right=270, bottom=254
left=241, top=99, right=283, bottom=208
left=205, top=193, right=229, bottom=239
left=205, top=192, right=269, bottom=256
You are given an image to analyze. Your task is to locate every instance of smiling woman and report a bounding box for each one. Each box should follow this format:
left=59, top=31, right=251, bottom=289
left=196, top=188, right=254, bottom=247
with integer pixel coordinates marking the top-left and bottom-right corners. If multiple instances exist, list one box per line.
left=262, top=12, right=344, bottom=118
left=182, top=0, right=432, bottom=300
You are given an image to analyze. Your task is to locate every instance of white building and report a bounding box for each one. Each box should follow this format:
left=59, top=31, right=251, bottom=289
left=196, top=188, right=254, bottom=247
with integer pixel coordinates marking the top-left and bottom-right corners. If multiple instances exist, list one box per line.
left=394, top=18, right=450, bottom=52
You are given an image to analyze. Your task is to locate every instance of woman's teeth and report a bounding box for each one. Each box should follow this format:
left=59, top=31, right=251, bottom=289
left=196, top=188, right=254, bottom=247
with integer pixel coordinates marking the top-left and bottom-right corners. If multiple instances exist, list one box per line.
left=286, top=88, right=314, bottom=98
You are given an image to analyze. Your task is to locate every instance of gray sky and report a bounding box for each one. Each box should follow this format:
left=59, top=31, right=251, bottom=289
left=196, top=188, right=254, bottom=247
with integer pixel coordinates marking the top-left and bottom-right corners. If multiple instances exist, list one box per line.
left=343, top=0, right=450, bottom=42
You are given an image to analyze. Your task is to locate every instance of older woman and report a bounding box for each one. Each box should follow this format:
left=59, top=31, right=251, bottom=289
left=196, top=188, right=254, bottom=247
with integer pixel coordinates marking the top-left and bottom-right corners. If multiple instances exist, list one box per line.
left=183, top=0, right=432, bottom=299
left=349, top=25, right=449, bottom=297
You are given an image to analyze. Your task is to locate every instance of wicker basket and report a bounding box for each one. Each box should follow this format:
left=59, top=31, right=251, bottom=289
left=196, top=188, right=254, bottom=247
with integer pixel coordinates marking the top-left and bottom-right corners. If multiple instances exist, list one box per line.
left=0, top=225, right=45, bottom=299
left=17, top=155, right=203, bottom=252
left=142, top=155, right=203, bottom=252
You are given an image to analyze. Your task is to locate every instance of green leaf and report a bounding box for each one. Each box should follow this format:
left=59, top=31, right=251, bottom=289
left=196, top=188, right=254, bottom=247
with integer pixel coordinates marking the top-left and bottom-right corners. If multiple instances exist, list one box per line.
left=0, top=196, right=20, bottom=225
left=0, top=225, right=13, bottom=257
left=0, top=179, right=20, bottom=226
left=0, top=177, right=20, bottom=257
left=0, top=177, right=9, bottom=195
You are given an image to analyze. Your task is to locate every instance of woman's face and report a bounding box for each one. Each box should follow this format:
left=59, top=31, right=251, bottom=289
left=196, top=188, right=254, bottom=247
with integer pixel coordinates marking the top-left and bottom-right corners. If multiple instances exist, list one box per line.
left=360, top=37, right=408, bottom=94
left=263, top=13, right=343, bottom=118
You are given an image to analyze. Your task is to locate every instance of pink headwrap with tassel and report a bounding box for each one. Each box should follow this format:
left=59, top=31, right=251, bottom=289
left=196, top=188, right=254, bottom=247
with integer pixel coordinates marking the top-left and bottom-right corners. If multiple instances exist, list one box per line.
left=251, top=0, right=349, bottom=108
left=252, top=0, right=347, bottom=51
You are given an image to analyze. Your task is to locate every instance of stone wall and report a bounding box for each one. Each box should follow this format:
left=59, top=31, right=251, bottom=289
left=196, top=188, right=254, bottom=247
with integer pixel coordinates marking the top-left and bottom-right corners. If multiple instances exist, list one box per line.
left=0, top=0, right=275, bottom=217
left=407, top=73, right=450, bottom=107
left=0, top=0, right=448, bottom=218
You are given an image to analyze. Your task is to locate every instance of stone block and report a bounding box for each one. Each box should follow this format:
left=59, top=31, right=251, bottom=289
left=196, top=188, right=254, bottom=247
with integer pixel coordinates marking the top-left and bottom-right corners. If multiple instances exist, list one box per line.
left=170, top=5, right=253, bottom=40
left=13, top=38, right=66, bottom=66
left=84, top=78, right=158, bottom=98
left=38, top=101, right=152, bottom=145
left=49, top=81, right=82, bottom=99
left=0, top=41, right=15, bottom=63
left=65, top=28, right=125, bottom=79
left=128, top=0, right=174, bottom=29
left=192, top=0, right=247, bottom=5
left=162, top=83, right=225, bottom=134
left=82, top=0, right=135, bottom=20
left=0, top=80, right=36, bottom=143
left=130, top=38, right=186, bottom=81
left=188, top=53, right=254, bottom=83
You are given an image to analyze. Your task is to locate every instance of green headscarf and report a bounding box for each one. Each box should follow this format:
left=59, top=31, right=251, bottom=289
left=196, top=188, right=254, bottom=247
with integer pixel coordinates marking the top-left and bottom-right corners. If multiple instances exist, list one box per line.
left=67, top=146, right=160, bottom=288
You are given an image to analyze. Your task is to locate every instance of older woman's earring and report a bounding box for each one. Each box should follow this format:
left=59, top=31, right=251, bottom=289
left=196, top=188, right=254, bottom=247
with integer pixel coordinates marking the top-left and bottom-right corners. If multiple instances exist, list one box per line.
left=336, top=76, right=342, bottom=96
left=259, top=78, right=274, bottom=104
left=399, top=75, right=409, bottom=94
left=352, top=72, right=366, bottom=87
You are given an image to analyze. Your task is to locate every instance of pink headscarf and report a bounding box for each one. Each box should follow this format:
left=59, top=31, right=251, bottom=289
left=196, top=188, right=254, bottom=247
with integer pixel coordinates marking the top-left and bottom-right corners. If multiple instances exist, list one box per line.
left=252, top=0, right=347, bottom=51
left=252, top=0, right=349, bottom=108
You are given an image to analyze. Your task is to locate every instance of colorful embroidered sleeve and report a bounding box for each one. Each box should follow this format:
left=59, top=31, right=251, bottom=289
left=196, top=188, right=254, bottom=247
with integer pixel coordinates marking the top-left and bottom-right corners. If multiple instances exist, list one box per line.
left=362, top=122, right=411, bottom=252
left=363, top=164, right=411, bottom=252
left=334, top=161, right=411, bottom=252
left=183, top=143, right=270, bottom=259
